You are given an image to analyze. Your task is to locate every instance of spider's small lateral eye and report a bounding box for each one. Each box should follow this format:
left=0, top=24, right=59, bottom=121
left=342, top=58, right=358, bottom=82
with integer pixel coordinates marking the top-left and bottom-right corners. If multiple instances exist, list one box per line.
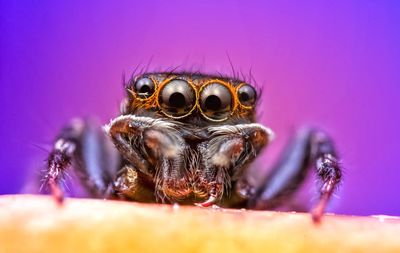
left=237, top=84, right=257, bottom=107
left=134, top=77, right=155, bottom=98
left=199, top=83, right=232, bottom=121
left=158, top=79, right=196, bottom=118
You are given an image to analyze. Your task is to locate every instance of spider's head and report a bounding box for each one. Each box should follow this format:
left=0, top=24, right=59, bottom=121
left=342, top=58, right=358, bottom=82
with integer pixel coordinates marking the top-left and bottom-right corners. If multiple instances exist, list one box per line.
left=122, top=72, right=259, bottom=126
left=107, top=72, right=269, bottom=204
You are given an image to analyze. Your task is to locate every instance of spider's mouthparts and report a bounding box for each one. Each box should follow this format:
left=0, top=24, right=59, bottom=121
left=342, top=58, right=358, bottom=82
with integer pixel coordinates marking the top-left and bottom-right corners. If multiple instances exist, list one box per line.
left=194, top=195, right=218, bottom=207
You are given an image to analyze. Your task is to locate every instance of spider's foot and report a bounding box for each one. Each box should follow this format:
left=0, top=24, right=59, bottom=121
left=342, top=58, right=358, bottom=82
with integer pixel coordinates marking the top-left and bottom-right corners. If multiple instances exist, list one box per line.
left=48, top=179, right=64, bottom=205
left=310, top=192, right=331, bottom=223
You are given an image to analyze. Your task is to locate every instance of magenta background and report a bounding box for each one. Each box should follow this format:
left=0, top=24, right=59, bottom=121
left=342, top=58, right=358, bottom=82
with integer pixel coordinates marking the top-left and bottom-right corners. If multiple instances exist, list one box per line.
left=1, top=1, right=399, bottom=216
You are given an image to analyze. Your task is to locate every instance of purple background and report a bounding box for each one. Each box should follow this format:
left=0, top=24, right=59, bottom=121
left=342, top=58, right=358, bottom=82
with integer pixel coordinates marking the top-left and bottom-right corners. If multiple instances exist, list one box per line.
left=1, top=1, right=399, bottom=216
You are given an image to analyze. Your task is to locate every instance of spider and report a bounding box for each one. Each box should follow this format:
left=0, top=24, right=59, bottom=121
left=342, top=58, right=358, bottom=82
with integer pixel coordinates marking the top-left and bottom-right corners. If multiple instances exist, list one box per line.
left=41, top=71, right=342, bottom=222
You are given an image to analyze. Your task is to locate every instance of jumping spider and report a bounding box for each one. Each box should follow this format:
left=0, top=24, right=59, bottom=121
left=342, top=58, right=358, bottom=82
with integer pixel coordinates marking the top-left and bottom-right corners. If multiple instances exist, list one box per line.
left=42, top=72, right=342, bottom=222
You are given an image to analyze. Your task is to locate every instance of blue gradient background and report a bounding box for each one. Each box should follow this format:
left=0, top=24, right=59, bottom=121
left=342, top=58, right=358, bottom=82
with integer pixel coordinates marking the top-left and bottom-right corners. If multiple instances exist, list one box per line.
left=1, top=1, right=399, bottom=216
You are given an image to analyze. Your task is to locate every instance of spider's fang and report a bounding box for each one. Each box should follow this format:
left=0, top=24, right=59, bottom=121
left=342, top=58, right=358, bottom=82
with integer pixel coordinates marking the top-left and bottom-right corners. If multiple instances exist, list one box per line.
left=194, top=195, right=218, bottom=207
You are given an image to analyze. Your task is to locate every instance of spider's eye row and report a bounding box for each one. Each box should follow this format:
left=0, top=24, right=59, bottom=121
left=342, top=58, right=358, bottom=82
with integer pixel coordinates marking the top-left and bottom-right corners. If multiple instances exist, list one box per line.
left=134, top=77, right=155, bottom=98
left=158, top=79, right=196, bottom=118
left=237, top=84, right=257, bottom=106
left=199, top=83, right=232, bottom=121
left=132, top=76, right=256, bottom=121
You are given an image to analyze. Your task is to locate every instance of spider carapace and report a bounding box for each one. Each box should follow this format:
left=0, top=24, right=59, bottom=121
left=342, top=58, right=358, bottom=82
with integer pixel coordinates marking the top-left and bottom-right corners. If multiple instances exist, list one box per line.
left=42, top=72, right=342, bottom=222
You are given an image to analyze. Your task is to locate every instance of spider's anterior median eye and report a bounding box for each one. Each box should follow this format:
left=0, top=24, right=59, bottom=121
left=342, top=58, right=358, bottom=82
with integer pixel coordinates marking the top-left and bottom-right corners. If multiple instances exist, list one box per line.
left=237, top=84, right=256, bottom=107
left=200, top=83, right=232, bottom=121
left=158, top=79, right=196, bottom=118
left=134, top=77, right=155, bottom=98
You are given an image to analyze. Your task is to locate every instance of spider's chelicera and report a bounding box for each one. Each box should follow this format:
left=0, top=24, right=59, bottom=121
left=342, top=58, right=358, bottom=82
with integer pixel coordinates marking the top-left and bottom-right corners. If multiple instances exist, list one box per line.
left=41, top=72, right=342, bottom=222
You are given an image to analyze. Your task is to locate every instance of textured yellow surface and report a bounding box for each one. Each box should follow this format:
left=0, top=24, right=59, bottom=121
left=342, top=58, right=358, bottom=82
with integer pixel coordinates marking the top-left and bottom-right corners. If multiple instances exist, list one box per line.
left=0, top=195, right=399, bottom=253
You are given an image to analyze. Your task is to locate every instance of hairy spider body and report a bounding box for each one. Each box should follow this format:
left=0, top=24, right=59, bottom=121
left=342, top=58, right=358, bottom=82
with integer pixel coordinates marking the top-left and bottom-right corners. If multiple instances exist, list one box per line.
left=41, top=72, right=342, bottom=222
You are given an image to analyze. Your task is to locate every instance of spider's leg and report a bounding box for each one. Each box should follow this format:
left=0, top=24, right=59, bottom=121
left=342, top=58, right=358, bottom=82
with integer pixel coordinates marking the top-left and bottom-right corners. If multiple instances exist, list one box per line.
left=41, top=119, right=120, bottom=203
left=112, top=164, right=156, bottom=202
left=247, top=128, right=342, bottom=222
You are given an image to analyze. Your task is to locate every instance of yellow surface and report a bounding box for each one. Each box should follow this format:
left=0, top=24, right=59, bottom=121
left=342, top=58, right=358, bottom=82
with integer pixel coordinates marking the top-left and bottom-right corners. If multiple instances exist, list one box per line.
left=0, top=195, right=399, bottom=253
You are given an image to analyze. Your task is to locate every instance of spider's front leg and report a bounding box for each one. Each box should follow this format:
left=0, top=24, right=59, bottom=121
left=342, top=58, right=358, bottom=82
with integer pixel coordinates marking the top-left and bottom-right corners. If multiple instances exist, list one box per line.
left=247, top=128, right=342, bottom=222
left=41, top=119, right=120, bottom=203
left=106, top=115, right=191, bottom=202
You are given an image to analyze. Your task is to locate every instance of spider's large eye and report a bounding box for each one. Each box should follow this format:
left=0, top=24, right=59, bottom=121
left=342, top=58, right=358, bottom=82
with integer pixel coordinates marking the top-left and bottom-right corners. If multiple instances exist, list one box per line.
left=199, top=83, right=232, bottom=121
left=134, top=77, right=155, bottom=98
left=237, top=84, right=256, bottom=107
left=158, top=79, right=196, bottom=118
